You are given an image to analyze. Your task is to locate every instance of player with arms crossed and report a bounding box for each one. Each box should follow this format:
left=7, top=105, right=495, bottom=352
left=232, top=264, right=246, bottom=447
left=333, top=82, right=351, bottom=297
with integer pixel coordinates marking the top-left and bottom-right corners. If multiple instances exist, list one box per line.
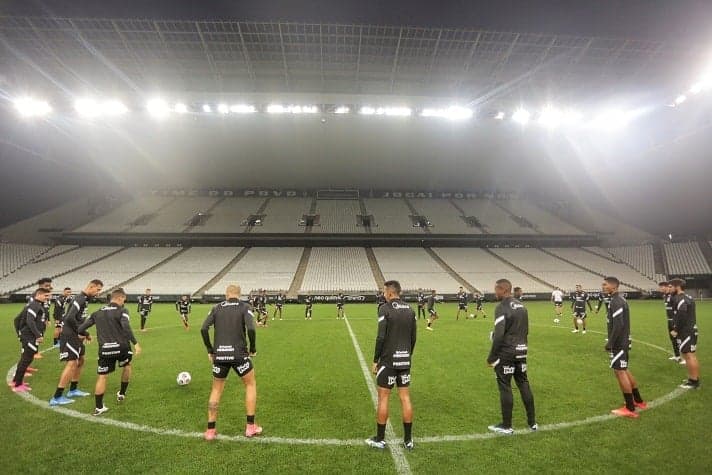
left=176, top=295, right=191, bottom=330
left=366, top=280, right=416, bottom=450
left=78, top=288, right=141, bottom=415
left=50, top=279, right=104, bottom=405
left=570, top=284, right=593, bottom=334
left=304, top=295, right=313, bottom=320
left=201, top=285, right=261, bottom=440
left=455, top=287, right=468, bottom=320
left=658, top=281, right=682, bottom=363
left=336, top=291, right=346, bottom=319
left=551, top=287, right=564, bottom=322
left=669, top=278, right=700, bottom=389
left=137, top=288, right=153, bottom=332
left=52, top=287, right=72, bottom=347
left=416, top=289, right=426, bottom=320
left=603, top=277, right=646, bottom=418
left=11, top=288, right=51, bottom=392
left=486, top=279, right=536, bottom=434
left=272, top=291, right=285, bottom=320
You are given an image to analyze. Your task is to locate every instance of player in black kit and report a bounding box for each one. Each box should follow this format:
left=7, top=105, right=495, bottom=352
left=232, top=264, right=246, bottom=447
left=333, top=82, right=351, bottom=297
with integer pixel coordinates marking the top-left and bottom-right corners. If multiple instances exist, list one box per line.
left=78, top=288, right=142, bottom=416
left=570, top=284, right=593, bottom=334
left=176, top=295, right=191, bottom=330
left=416, top=289, right=426, bottom=319
left=425, top=290, right=439, bottom=331
left=304, top=295, right=313, bottom=320
left=336, top=291, right=346, bottom=319
left=594, top=291, right=611, bottom=314
left=603, top=277, right=646, bottom=418
left=137, top=288, right=153, bottom=332
left=27, top=277, right=53, bottom=359
left=669, top=279, right=700, bottom=389
left=201, top=285, right=261, bottom=440
left=255, top=290, right=269, bottom=327
left=11, top=288, right=51, bottom=392
left=455, top=287, right=468, bottom=320
left=486, top=279, right=536, bottom=434
left=366, top=280, right=416, bottom=451
left=658, top=282, right=682, bottom=363
left=273, top=291, right=285, bottom=320
left=376, top=290, right=387, bottom=310
left=472, top=292, right=487, bottom=319
left=50, top=279, right=104, bottom=405
left=52, top=287, right=72, bottom=346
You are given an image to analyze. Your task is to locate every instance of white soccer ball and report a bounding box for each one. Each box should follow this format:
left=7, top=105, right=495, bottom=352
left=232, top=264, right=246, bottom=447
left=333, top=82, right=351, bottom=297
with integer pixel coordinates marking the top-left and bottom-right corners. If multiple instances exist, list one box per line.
left=469, top=314, right=475, bottom=318
left=577, top=318, right=584, bottom=326
left=553, top=318, right=560, bottom=324
left=176, top=371, right=192, bottom=386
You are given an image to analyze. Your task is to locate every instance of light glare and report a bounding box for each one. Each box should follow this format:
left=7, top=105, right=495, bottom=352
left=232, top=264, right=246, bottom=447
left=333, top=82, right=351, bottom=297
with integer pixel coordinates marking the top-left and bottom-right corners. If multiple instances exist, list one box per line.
left=174, top=103, right=188, bottom=113
left=202, top=104, right=212, bottom=113
left=512, top=108, right=530, bottom=125
left=147, top=99, right=170, bottom=118
left=334, top=106, right=350, bottom=114
left=14, top=97, right=51, bottom=118
left=217, top=103, right=229, bottom=114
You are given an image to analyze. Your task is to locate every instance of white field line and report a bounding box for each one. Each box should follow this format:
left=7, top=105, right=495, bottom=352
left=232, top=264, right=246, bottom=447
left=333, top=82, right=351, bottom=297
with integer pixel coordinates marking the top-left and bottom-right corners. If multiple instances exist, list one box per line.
left=343, top=316, right=412, bottom=475
left=5, top=330, right=688, bottom=449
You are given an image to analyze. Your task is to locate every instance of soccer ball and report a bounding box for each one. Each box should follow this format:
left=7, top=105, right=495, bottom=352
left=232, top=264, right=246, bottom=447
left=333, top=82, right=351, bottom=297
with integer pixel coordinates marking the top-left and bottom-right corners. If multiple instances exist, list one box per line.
left=553, top=318, right=560, bottom=324
left=176, top=371, right=192, bottom=386
left=469, top=314, right=475, bottom=319
left=576, top=318, right=584, bottom=326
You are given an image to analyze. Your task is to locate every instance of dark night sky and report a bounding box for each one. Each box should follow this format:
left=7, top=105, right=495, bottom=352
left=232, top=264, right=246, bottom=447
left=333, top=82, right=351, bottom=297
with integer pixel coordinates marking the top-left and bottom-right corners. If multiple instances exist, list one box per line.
left=1, top=1, right=711, bottom=233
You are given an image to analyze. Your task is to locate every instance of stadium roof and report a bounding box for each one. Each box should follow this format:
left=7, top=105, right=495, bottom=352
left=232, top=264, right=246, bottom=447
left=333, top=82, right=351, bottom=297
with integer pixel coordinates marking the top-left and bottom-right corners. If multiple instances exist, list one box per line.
left=0, top=16, right=706, bottom=104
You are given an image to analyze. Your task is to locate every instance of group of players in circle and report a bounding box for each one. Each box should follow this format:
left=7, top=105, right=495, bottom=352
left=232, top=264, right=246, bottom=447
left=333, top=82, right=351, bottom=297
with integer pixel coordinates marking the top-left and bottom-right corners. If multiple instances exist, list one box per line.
left=9, top=273, right=700, bottom=447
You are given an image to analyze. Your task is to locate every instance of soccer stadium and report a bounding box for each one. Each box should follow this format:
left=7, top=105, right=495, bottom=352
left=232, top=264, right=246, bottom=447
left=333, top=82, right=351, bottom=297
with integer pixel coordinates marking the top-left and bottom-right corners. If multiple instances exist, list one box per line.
left=1, top=1, right=711, bottom=473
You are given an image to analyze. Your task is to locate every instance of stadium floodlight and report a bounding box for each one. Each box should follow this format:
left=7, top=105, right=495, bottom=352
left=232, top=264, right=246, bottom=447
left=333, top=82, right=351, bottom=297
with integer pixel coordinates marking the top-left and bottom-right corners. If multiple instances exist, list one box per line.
left=537, top=106, right=562, bottom=129
left=229, top=104, right=256, bottom=114
left=561, top=109, right=583, bottom=126
left=147, top=98, right=170, bottom=118
left=202, top=104, right=212, bottom=113
left=299, top=105, right=319, bottom=114
left=217, top=103, right=229, bottom=114
left=359, top=106, right=376, bottom=115
left=494, top=111, right=506, bottom=120
left=14, top=97, right=52, bottom=118
left=378, top=107, right=412, bottom=116
left=102, top=100, right=128, bottom=116
left=674, top=95, right=687, bottom=105
left=690, top=83, right=703, bottom=94
left=591, top=109, right=631, bottom=130
left=174, top=103, right=188, bottom=114
left=512, top=108, right=530, bottom=125
left=334, top=106, right=350, bottom=114
left=420, top=106, right=473, bottom=120
left=74, top=98, right=101, bottom=118
left=267, top=104, right=286, bottom=114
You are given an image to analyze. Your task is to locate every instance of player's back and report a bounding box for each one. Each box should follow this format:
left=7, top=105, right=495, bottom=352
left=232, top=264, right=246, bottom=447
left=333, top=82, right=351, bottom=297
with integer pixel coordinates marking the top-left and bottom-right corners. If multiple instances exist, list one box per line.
left=380, top=300, right=416, bottom=369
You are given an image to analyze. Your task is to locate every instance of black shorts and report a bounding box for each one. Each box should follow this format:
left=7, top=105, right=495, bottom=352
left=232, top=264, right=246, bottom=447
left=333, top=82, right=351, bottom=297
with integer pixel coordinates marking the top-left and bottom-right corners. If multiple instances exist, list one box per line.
left=609, top=349, right=629, bottom=370
left=212, top=357, right=253, bottom=379
left=677, top=333, right=698, bottom=354
left=494, top=359, right=528, bottom=383
left=59, top=337, right=85, bottom=361
left=376, top=365, right=411, bottom=389
left=337, top=303, right=344, bottom=308
left=554, top=302, right=563, bottom=307
left=476, top=304, right=484, bottom=311
left=97, top=349, right=133, bottom=375
left=179, top=313, right=189, bottom=319
left=139, top=309, right=150, bottom=317
left=428, top=308, right=437, bottom=316
left=574, top=310, right=587, bottom=319
left=276, top=304, right=283, bottom=308
left=458, top=303, right=467, bottom=310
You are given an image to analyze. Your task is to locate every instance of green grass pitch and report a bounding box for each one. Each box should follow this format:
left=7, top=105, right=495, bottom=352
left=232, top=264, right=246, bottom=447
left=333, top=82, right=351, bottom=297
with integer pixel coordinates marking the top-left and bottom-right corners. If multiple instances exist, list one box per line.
left=1, top=300, right=709, bottom=474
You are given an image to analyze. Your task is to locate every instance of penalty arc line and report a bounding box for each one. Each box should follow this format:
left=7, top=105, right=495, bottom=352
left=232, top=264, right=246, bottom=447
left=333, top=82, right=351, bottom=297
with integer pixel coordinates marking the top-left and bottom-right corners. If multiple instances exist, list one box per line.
left=343, top=315, right=412, bottom=475
left=6, top=334, right=688, bottom=449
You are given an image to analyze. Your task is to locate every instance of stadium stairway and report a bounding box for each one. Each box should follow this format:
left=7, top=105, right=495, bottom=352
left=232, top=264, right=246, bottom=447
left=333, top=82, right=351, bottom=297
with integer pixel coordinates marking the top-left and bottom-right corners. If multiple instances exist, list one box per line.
left=402, top=198, right=430, bottom=234
left=181, top=197, right=227, bottom=232
left=426, top=248, right=479, bottom=293
left=484, top=248, right=555, bottom=290
left=491, top=200, right=543, bottom=234
left=448, top=199, right=488, bottom=234
left=194, top=247, right=252, bottom=298
left=358, top=198, right=372, bottom=234
left=365, top=247, right=385, bottom=287
left=245, top=197, right=272, bottom=233
left=5, top=247, right=127, bottom=294
left=103, top=247, right=189, bottom=296
left=697, top=238, right=712, bottom=271
left=538, top=248, right=645, bottom=292
left=653, top=241, right=668, bottom=276
left=287, top=247, right=312, bottom=297
left=29, top=245, right=79, bottom=264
